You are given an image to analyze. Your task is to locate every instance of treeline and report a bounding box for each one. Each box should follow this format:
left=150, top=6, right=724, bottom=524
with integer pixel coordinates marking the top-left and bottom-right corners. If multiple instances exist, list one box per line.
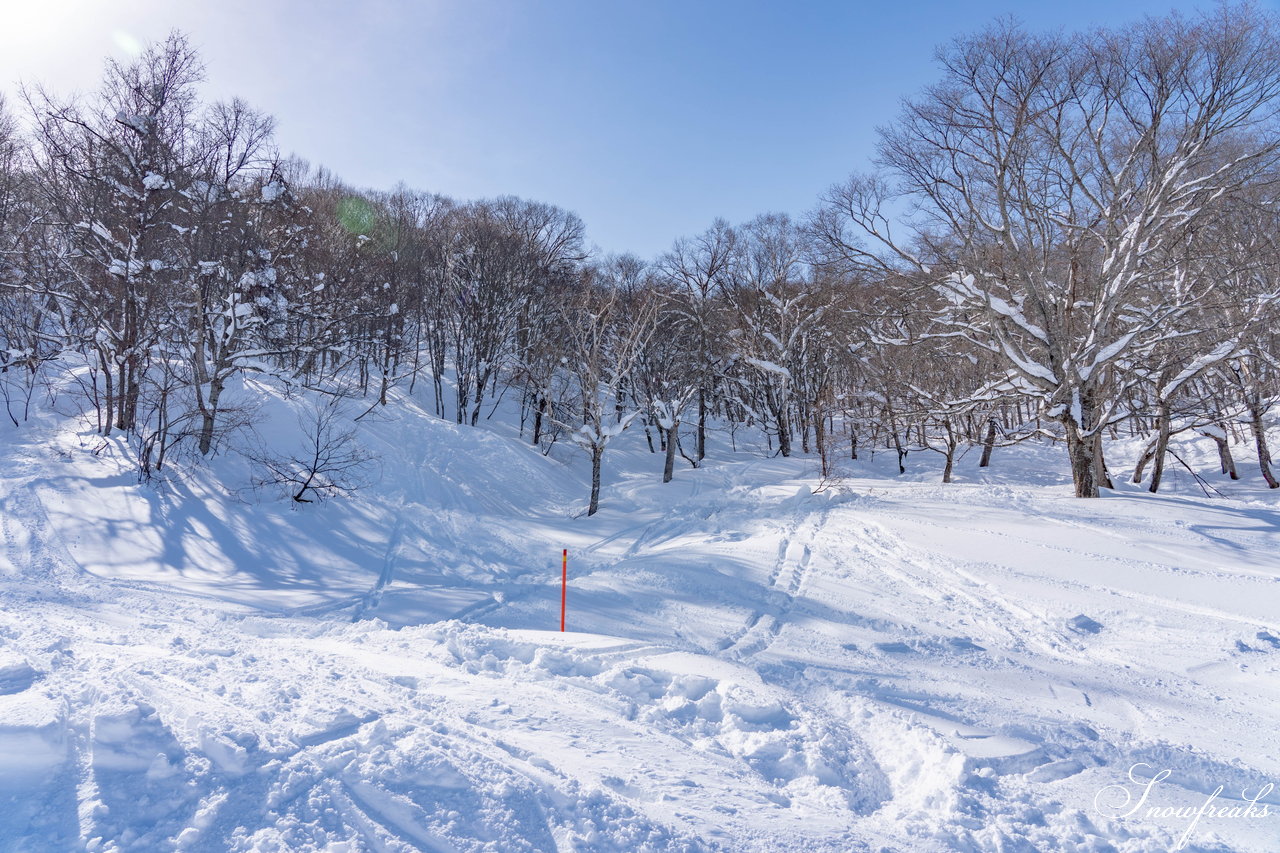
left=2, top=7, right=1280, bottom=512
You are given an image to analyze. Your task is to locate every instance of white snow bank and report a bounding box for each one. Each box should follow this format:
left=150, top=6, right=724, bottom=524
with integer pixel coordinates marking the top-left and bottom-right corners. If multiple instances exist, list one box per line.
left=0, top=382, right=1277, bottom=850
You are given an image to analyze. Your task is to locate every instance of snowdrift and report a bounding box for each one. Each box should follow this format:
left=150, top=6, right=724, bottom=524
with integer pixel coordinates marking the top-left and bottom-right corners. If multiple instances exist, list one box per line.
left=1, top=382, right=1278, bottom=851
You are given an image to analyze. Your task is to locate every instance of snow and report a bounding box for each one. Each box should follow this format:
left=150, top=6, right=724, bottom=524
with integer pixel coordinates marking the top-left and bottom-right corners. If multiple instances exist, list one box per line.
left=113, top=112, right=153, bottom=134
left=1159, top=339, right=1241, bottom=399
left=261, top=181, right=286, bottom=203
left=1081, top=331, right=1138, bottom=382
left=1, top=381, right=1278, bottom=850
left=107, top=257, right=145, bottom=279
left=743, top=357, right=792, bottom=380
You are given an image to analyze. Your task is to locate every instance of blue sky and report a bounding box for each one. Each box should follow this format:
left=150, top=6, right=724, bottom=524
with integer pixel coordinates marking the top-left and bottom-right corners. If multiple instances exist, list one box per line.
left=2, top=0, right=1266, bottom=257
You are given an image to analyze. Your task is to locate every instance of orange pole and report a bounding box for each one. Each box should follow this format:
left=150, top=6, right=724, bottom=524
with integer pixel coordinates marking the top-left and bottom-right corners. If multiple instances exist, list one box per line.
left=560, top=549, right=567, bottom=632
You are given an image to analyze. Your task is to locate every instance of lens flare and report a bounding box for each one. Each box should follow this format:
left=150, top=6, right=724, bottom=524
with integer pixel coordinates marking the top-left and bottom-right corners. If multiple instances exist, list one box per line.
left=336, top=196, right=375, bottom=235
left=111, top=30, right=143, bottom=57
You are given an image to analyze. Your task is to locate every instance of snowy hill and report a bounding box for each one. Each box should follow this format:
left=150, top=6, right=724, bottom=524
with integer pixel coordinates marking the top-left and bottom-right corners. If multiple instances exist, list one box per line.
left=1, top=384, right=1278, bottom=852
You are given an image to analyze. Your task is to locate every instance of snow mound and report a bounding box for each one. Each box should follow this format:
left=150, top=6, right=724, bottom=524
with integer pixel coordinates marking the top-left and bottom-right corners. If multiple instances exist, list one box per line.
left=0, top=651, right=38, bottom=694
left=0, top=385, right=1278, bottom=850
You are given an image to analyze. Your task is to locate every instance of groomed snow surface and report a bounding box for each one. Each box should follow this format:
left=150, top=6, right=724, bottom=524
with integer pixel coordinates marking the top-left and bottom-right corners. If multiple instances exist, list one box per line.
left=1, top=381, right=1278, bottom=852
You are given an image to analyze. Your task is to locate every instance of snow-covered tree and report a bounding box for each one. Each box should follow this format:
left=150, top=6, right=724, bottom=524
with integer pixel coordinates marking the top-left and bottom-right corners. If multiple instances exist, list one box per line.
left=655, top=219, right=736, bottom=465
left=815, top=5, right=1280, bottom=496
left=27, top=32, right=205, bottom=434
left=554, top=272, right=657, bottom=515
left=178, top=99, right=281, bottom=455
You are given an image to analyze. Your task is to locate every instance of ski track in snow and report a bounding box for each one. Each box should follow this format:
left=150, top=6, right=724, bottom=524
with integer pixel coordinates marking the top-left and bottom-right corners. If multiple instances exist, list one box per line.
left=717, top=497, right=824, bottom=664
left=1, top=397, right=1279, bottom=852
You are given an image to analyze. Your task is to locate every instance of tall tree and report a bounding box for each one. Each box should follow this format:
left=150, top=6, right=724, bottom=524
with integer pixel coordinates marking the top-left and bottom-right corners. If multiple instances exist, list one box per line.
left=656, top=219, right=736, bottom=464
left=28, top=32, right=204, bottom=434
left=815, top=5, right=1280, bottom=496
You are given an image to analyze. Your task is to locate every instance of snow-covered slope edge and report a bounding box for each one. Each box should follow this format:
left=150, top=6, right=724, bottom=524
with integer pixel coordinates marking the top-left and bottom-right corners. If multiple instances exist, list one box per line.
left=1, top=383, right=1278, bottom=852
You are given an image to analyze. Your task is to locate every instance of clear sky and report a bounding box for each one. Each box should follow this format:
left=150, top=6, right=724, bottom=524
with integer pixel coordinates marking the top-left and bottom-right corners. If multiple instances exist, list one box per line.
left=1, top=0, right=1264, bottom=258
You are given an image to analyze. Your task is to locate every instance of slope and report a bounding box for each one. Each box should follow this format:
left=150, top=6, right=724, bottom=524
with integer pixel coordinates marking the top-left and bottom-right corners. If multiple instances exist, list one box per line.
left=0, top=381, right=1278, bottom=852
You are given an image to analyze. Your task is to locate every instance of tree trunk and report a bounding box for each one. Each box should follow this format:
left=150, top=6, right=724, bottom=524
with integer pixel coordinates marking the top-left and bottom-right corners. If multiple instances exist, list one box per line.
left=100, top=350, right=115, bottom=437
left=663, top=424, right=677, bottom=483
left=469, top=376, right=485, bottom=426
left=1065, top=421, right=1099, bottom=498
left=198, top=376, right=225, bottom=455
left=695, top=389, right=707, bottom=465
left=532, top=394, right=545, bottom=446
left=1203, top=426, right=1239, bottom=479
left=378, top=354, right=391, bottom=406
left=941, top=419, right=956, bottom=484
left=1148, top=400, right=1172, bottom=493
left=1248, top=402, right=1279, bottom=488
left=815, top=414, right=829, bottom=477
left=1132, top=441, right=1156, bottom=484
left=774, top=406, right=792, bottom=458
left=979, top=417, right=997, bottom=468
left=116, top=362, right=129, bottom=431
left=155, top=385, right=171, bottom=471
left=1064, top=387, right=1110, bottom=498
left=588, top=444, right=603, bottom=515
left=1094, top=435, right=1114, bottom=491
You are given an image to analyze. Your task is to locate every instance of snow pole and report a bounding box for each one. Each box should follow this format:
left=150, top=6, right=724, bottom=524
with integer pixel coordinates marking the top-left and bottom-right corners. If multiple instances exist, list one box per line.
left=560, top=549, right=568, bottom=632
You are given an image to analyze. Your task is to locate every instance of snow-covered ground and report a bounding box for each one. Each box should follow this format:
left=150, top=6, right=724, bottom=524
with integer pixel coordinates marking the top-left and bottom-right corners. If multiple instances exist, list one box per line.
left=1, top=383, right=1278, bottom=852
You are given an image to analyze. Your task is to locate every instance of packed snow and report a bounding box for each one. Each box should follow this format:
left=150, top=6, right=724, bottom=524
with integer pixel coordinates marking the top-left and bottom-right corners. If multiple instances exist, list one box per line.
left=1, top=381, right=1278, bottom=851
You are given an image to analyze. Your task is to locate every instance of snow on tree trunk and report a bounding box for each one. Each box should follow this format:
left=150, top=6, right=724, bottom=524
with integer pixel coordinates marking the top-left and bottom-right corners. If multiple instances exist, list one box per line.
left=1200, top=425, right=1239, bottom=479
left=979, top=418, right=997, bottom=468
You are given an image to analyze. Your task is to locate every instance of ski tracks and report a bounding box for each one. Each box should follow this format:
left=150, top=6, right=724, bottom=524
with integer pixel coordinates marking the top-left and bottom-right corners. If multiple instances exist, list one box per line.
left=351, top=516, right=406, bottom=622
left=459, top=458, right=755, bottom=628
left=718, top=494, right=828, bottom=663
left=844, top=512, right=1080, bottom=660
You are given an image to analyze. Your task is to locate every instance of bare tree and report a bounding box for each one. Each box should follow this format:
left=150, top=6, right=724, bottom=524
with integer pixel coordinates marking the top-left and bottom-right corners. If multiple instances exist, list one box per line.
left=180, top=100, right=280, bottom=454
left=250, top=399, right=374, bottom=502
left=554, top=271, right=657, bottom=515
left=656, top=219, right=736, bottom=464
left=815, top=6, right=1280, bottom=496
left=26, top=32, right=205, bottom=434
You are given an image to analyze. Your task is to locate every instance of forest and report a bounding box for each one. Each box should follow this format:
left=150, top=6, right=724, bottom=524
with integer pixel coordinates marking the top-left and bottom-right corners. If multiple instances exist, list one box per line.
left=2, top=3, right=1279, bottom=513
